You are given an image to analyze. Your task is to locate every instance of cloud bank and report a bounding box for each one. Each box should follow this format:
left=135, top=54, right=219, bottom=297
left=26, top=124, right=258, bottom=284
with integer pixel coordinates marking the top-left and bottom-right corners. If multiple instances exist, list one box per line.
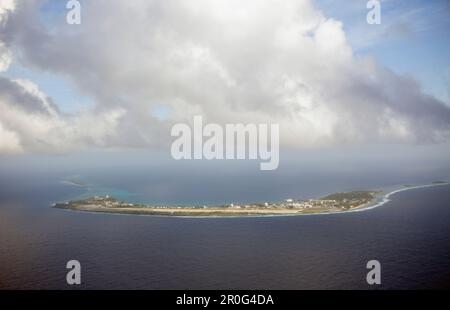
left=0, top=0, right=450, bottom=154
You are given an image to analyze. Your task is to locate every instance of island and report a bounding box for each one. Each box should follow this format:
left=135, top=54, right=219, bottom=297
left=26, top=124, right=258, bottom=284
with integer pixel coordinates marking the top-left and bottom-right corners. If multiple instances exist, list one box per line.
left=53, top=191, right=378, bottom=217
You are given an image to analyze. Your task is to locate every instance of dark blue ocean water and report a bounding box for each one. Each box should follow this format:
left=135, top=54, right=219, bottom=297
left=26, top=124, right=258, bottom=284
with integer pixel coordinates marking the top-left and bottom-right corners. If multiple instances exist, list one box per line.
left=1, top=172, right=450, bottom=289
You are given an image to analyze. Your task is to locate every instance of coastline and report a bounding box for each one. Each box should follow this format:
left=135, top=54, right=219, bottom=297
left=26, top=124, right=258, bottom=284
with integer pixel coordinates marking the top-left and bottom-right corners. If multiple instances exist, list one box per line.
left=349, top=182, right=450, bottom=214
left=54, top=182, right=449, bottom=218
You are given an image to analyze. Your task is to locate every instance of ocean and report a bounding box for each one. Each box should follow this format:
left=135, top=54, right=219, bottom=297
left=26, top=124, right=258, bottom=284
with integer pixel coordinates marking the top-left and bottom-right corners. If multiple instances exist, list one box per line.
left=1, top=171, right=450, bottom=289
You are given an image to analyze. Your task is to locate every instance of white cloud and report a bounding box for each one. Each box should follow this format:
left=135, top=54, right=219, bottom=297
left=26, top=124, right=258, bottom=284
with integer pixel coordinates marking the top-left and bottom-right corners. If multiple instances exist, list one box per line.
left=0, top=0, right=15, bottom=21
left=0, top=42, right=11, bottom=72
left=0, top=0, right=14, bottom=72
left=0, top=120, right=21, bottom=153
left=0, top=0, right=449, bottom=154
left=0, top=76, right=125, bottom=153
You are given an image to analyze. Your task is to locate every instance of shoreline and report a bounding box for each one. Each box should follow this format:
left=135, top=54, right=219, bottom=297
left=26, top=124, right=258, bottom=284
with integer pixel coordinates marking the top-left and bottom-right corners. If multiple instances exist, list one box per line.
left=54, top=182, right=449, bottom=218
left=349, top=182, right=450, bottom=214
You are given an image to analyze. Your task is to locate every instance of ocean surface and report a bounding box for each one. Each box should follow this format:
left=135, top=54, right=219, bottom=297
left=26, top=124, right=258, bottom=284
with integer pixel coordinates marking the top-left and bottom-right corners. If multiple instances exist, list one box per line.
left=1, top=173, right=450, bottom=289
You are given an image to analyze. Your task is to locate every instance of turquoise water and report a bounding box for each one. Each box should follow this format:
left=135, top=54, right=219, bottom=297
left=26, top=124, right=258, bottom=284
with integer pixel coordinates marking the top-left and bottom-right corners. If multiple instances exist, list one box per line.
left=1, top=173, right=450, bottom=289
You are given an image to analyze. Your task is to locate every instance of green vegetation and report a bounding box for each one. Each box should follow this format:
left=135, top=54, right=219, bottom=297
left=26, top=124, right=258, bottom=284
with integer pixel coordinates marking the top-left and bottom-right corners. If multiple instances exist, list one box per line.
left=54, top=189, right=379, bottom=217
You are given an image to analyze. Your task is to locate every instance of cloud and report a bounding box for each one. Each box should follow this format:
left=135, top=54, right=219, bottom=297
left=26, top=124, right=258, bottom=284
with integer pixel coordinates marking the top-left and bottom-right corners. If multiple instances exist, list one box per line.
left=0, top=120, right=21, bottom=153
left=0, top=0, right=14, bottom=72
left=0, top=0, right=127, bottom=154
left=0, top=0, right=450, bottom=154
left=0, top=76, right=125, bottom=153
left=0, top=42, right=11, bottom=71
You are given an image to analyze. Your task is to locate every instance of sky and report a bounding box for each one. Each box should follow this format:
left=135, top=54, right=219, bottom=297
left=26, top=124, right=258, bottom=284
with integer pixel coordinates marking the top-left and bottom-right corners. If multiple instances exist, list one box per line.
left=0, top=0, right=449, bottom=163
left=315, top=0, right=450, bottom=104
